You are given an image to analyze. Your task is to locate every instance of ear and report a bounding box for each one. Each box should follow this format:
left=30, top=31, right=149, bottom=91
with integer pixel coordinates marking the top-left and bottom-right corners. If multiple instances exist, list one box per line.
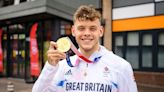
left=71, top=26, right=75, bottom=37
left=99, top=26, right=104, bottom=37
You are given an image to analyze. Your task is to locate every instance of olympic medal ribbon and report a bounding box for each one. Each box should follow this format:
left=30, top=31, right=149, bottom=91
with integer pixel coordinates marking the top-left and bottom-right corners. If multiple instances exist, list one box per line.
left=66, top=52, right=79, bottom=67
left=66, top=52, right=102, bottom=67
left=66, top=37, right=93, bottom=63
left=66, top=52, right=74, bottom=67
left=65, top=37, right=102, bottom=67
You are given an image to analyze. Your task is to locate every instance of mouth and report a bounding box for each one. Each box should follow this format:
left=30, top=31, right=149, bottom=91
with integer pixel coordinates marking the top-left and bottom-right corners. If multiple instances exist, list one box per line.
left=81, top=38, right=93, bottom=42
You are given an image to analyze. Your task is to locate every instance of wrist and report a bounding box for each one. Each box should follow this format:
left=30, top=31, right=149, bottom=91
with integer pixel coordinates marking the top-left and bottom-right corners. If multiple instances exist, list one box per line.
left=48, top=60, right=58, bottom=66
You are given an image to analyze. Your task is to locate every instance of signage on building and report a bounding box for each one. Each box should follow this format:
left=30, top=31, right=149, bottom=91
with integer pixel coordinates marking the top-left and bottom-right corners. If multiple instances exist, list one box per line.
left=0, top=29, right=3, bottom=73
left=30, top=23, right=40, bottom=76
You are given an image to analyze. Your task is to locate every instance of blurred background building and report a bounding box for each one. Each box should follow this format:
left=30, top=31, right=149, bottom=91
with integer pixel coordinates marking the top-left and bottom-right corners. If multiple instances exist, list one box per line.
left=112, top=0, right=164, bottom=90
left=0, top=0, right=101, bottom=82
left=0, top=0, right=163, bottom=91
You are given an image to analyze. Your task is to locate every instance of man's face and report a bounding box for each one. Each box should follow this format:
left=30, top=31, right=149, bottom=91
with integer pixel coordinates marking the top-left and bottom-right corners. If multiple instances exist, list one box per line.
left=72, top=19, right=103, bottom=52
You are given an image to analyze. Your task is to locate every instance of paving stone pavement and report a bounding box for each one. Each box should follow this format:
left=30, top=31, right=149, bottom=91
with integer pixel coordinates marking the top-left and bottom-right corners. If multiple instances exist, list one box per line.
left=0, top=78, right=33, bottom=92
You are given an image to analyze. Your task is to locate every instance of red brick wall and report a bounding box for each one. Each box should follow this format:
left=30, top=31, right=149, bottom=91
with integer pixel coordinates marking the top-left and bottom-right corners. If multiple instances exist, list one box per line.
left=134, top=71, right=164, bottom=87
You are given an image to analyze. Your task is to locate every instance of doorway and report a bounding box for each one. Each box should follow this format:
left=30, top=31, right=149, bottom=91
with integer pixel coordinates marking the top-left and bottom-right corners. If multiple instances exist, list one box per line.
left=9, top=33, right=25, bottom=78
left=6, top=24, right=26, bottom=78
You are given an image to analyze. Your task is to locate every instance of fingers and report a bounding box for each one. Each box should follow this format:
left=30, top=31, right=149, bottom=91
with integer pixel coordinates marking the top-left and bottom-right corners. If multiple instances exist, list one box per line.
left=49, top=41, right=57, bottom=50
left=47, top=50, right=66, bottom=60
left=47, top=41, right=66, bottom=66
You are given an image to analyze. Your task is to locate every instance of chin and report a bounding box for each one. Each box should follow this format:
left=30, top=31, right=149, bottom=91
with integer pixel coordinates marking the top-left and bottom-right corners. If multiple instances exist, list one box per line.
left=81, top=45, right=93, bottom=51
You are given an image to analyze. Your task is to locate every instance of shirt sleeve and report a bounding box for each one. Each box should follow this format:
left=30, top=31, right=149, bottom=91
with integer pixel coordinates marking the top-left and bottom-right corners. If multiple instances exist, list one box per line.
left=118, top=63, right=138, bottom=92
left=32, top=61, right=64, bottom=92
left=126, top=63, right=138, bottom=92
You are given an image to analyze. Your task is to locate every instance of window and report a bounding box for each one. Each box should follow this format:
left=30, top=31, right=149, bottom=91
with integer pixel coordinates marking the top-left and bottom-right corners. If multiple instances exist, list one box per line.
left=3, top=0, right=14, bottom=6
left=0, top=0, right=4, bottom=7
left=126, top=32, right=139, bottom=69
left=158, top=32, right=164, bottom=68
left=113, top=30, right=164, bottom=71
left=114, top=35, right=123, bottom=57
left=60, top=21, right=72, bottom=35
left=141, top=33, right=153, bottom=68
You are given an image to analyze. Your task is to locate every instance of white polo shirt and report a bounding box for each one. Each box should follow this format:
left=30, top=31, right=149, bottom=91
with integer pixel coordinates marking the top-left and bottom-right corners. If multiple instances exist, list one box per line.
left=32, top=46, right=138, bottom=92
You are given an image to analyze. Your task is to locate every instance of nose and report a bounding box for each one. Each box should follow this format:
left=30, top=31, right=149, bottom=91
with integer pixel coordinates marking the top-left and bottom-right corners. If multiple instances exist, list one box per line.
left=84, top=29, right=91, bottom=37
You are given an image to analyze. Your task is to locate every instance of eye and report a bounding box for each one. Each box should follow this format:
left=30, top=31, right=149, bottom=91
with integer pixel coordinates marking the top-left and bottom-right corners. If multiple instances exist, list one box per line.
left=90, top=27, right=97, bottom=31
left=78, top=26, right=85, bottom=31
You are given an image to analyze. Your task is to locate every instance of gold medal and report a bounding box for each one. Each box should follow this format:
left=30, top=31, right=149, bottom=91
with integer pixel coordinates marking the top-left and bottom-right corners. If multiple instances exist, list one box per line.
left=56, top=37, right=71, bottom=52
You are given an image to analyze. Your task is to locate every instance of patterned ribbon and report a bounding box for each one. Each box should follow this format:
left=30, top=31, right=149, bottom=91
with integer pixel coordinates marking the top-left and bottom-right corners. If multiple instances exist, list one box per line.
left=65, top=37, right=102, bottom=67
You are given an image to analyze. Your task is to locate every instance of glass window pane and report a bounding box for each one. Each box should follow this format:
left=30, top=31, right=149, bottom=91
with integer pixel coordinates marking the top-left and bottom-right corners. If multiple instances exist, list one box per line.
left=60, top=25, right=65, bottom=35
left=158, top=47, right=164, bottom=68
left=158, top=33, right=164, bottom=45
left=3, top=0, right=14, bottom=6
left=60, top=21, right=72, bottom=35
left=44, top=20, right=53, bottom=40
left=143, top=34, right=152, bottom=46
left=19, top=34, right=25, bottom=39
left=114, top=35, right=123, bottom=57
left=115, top=35, right=123, bottom=46
left=142, top=47, right=152, bottom=67
left=126, top=47, right=139, bottom=69
left=158, top=32, right=164, bottom=68
left=127, top=32, right=139, bottom=46
left=115, top=47, right=123, bottom=57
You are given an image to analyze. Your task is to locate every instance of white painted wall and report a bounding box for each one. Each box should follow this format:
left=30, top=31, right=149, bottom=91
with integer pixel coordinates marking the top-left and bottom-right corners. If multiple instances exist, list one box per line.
left=113, top=3, right=154, bottom=20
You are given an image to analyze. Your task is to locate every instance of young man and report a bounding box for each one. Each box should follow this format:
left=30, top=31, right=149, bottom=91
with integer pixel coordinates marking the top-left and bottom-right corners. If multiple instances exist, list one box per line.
left=32, top=5, right=138, bottom=92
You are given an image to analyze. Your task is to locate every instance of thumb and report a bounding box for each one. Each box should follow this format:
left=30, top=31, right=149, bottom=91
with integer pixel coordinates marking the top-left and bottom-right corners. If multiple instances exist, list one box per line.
left=49, top=41, right=57, bottom=50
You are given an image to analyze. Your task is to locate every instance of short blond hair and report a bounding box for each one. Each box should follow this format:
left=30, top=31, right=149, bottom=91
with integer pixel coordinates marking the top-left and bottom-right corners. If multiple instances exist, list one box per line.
left=73, top=5, right=101, bottom=23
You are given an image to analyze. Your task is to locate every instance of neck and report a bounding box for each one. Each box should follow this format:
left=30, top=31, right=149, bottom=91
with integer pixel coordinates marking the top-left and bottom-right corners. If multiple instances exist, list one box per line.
left=80, top=45, right=100, bottom=58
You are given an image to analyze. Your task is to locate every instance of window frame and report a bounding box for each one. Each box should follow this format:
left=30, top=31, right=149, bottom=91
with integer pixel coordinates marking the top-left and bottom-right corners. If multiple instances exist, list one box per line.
left=157, top=30, right=164, bottom=71
left=113, top=29, right=164, bottom=72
